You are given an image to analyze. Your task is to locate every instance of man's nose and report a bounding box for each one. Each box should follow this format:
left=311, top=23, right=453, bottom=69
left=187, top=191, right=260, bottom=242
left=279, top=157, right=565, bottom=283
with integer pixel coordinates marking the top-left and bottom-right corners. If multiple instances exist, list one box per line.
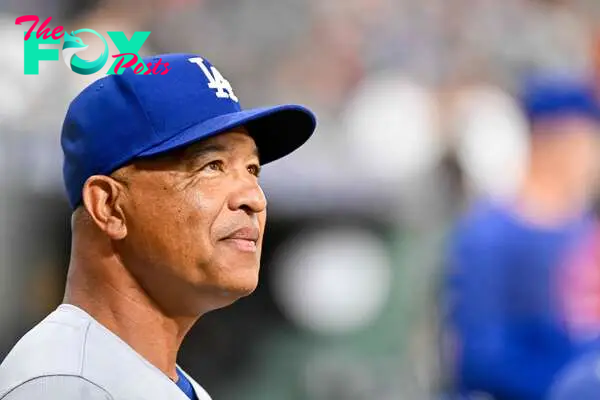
left=228, top=174, right=267, bottom=214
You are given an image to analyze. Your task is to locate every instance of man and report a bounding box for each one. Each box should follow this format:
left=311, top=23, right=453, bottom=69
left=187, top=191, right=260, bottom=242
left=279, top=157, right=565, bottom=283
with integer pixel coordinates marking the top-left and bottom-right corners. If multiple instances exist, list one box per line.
left=0, top=53, right=316, bottom=399
left=441, top=73, right=600, bottom=400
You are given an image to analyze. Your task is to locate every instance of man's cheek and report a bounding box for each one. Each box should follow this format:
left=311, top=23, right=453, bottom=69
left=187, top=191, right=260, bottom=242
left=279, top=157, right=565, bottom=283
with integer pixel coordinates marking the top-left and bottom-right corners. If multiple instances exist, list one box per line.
left=259, top=211, right=267, bottom=232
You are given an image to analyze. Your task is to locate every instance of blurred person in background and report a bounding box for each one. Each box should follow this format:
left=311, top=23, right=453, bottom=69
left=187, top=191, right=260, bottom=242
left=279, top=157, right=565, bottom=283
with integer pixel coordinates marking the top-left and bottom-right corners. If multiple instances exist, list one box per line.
left=442, top=73, right=600, bottom=400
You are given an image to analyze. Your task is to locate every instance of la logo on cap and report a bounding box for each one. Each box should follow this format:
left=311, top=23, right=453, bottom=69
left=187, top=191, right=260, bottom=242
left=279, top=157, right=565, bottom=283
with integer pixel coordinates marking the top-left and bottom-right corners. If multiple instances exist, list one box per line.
left=188, top=57, right=239, bottom=102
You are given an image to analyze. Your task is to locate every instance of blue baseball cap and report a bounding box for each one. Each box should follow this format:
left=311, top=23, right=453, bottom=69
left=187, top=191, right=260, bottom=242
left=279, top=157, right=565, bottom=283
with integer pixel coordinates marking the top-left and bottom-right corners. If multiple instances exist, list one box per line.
left=519, top=72, right=600, bottom=124
left=61, top=53, right=317, bottom=209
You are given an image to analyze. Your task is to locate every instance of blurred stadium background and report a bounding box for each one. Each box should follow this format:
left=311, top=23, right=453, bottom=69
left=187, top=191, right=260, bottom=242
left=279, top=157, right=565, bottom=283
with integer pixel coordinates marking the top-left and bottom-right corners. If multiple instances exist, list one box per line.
left=2, top=0, right=600, bottom=399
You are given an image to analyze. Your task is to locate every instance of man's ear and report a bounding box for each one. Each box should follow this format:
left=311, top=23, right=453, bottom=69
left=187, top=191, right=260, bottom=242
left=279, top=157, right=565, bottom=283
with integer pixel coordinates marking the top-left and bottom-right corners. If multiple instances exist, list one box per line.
left=81, top=175, right=128, bottom=240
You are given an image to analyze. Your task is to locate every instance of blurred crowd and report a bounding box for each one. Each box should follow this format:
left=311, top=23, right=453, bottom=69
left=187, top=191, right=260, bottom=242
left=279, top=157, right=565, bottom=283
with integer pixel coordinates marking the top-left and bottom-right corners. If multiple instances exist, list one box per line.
left=3, top=0, right=600, bottom=399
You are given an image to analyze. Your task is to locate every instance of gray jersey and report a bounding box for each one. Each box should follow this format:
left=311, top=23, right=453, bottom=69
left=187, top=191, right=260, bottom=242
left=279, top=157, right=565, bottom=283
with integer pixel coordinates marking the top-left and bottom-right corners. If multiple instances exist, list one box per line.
left=0, top=304, right=212, bottom=400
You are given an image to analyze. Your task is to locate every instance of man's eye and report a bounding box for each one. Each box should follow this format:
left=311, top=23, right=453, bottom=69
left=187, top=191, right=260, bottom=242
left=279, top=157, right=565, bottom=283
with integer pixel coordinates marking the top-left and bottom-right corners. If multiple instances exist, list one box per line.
left=202, top=160, right=224, bottom=173
left=247, top=164, right=261, bottom=177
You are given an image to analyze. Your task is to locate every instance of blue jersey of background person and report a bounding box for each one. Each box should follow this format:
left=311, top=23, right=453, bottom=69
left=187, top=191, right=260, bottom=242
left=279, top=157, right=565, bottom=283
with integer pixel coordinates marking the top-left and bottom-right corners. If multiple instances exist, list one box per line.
left=442, top=73, right=600, bottom=400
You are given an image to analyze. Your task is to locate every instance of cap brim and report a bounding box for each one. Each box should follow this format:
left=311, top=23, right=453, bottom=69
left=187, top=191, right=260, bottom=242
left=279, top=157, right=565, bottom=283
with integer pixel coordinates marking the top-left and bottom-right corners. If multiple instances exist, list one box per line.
left=137, top=105, right=316, bottom=164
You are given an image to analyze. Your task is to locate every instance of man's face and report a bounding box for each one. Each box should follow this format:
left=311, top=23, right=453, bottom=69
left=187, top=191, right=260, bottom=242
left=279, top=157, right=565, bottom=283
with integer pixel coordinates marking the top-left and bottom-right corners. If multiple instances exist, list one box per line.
left=560, top=118, right=600, bottom=199
left=113, top=127, right=267, bottom=313
left=533, top=115, right=600, bottom=199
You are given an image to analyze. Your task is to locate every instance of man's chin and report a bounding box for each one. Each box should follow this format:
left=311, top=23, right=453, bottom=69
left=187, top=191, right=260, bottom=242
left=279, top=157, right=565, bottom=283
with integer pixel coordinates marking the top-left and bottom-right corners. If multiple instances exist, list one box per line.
left=196, top=277, right=259, bottom=309
left=217, top=279, right=259, bottom=299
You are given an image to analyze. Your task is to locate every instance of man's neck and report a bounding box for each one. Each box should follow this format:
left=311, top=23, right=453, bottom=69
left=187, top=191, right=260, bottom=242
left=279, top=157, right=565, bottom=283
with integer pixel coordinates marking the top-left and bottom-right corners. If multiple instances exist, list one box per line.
left=63, top=258, right=196, bottom=381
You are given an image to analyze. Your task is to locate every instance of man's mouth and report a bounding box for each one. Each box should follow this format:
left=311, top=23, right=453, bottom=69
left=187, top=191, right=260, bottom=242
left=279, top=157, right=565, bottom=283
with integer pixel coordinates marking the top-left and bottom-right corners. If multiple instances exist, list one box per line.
left=221, top=227, right=259, bottom=253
